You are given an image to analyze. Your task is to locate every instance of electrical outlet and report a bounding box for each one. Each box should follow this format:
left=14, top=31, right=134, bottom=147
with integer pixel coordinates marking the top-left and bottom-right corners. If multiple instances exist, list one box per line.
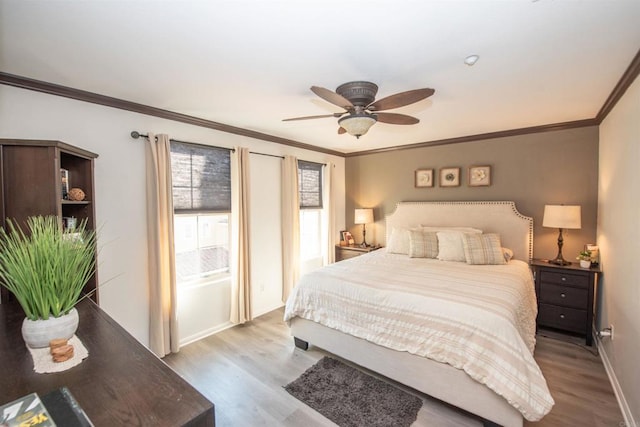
left=599, top=325, right=614, bottom=340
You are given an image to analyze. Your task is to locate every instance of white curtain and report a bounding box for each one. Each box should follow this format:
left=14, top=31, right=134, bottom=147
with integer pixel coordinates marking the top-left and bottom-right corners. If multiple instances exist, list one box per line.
left=230, top=147, right=252, bottom=324
left=281, top=155, right=300, bottom=302
left=144, top=133, right=179, bottom=357
left=323, top=162, right=336, bottom=264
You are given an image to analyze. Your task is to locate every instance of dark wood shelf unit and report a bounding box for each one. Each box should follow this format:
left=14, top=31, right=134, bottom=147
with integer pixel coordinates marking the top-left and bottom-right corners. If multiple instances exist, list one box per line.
left=0, top=139, right=98, bottom=304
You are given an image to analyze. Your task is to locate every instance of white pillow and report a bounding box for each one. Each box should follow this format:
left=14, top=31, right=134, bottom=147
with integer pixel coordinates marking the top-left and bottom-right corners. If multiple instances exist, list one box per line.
left=387, top=227, right=419, bottom=255
left=422, top=226, right=483, bottom=234
left=502, top=247, right=514, bottom=262
left=436, top=231, right=472, bottom=262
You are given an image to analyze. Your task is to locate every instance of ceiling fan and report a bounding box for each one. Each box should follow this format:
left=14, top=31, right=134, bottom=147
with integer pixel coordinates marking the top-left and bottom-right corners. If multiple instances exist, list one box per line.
left=283, top=81, right=435, bottom=138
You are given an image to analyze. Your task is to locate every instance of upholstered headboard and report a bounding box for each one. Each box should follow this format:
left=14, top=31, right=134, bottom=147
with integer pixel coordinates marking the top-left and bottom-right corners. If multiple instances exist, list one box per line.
left=385, top=201, right=533, bottom=261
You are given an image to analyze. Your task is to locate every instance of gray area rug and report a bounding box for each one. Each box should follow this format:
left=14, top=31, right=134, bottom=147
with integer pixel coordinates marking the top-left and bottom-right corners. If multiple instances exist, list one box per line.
left=285, top=357, right=423, bottom=427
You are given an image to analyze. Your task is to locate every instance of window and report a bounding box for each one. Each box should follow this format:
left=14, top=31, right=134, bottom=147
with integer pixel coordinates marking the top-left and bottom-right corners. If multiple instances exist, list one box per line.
left=298, top=161, right=323, bottom=261
left=170, top=141, right=231, bottom=286
left=298, top=161, right=323, bottom=209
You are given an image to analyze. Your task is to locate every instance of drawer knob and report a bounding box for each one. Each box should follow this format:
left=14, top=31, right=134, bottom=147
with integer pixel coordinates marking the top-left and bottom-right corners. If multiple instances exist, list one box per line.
left=560, top=293, right=566, bottom=298
left=561, top=277, right=567, bottom=281
left=560, top=314, right=565, bottom=319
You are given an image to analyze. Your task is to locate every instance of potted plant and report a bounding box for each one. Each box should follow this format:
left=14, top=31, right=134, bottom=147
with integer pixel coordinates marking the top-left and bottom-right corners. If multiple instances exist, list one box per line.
left=0, top=215, right=97, bottom=348
left=577, top=250, right=592, bottom=269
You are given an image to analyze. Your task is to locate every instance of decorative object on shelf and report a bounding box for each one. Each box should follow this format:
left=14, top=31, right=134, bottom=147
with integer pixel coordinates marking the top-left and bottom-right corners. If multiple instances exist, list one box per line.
left=415, top=169, right=434, bottom=188
left=468, top=165, right=491, bottom=187
left=577, top=250, right=592, bottom=268
left=63, top=216, right=77, bottom=231
left=0, top=216, right=97, bottom=348
left=439, top=167, right=460, bottom=187
left=542, top=204, right=581, bottom=265
left=342, top=231, right=355, bottom=246
left=67, top=187, right=86, bottom=201
left=586, top=244, right=599, bottom=266
left=61, top=168, right=69, bottom=199
left=354, top=208, right=374, bottom=247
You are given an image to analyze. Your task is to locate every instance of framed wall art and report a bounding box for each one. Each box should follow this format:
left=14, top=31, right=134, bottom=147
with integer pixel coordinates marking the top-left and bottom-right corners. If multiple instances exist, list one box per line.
left=439, top=167, right=460, bottom=187
left=469, top=165, right=491, bottom=187
left=415, top=169, right=434, bottom=188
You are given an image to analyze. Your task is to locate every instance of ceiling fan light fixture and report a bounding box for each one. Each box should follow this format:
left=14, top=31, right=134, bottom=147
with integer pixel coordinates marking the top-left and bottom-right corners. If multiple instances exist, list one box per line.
left=338, top=114, right=377, bottom=139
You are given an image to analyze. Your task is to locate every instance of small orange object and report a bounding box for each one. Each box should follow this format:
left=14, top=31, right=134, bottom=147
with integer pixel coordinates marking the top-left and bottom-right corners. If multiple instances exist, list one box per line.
left=52, top=344, right=74, bottom=363
left=68, top=187, right=85, bottom=201
left=49, top=338, right=68, bottom=354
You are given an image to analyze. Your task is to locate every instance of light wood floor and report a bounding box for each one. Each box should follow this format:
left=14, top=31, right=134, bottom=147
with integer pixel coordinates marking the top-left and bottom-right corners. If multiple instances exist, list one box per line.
left=164, top=309, right=623, bottom=427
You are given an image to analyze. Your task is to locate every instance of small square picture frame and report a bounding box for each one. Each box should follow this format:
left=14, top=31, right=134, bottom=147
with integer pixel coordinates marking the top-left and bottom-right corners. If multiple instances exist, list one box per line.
left=439, top=167, right=460, bottom=187
left=468, top=165, right=491, bottom=187
left=415, top=169, right=434, bottom=188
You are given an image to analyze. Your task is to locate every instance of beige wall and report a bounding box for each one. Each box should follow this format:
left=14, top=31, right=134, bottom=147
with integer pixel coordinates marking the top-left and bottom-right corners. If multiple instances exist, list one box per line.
left=345, top=126, right=599, bottom=260
left=599, top=74, right=640, bottom=424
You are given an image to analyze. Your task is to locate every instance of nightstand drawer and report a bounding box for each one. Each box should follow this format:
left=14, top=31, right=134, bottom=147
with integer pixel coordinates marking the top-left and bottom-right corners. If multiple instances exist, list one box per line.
left=339, top=250, right=363, bottom=261
left=538, top=304, right=587, bottom=333
left=539, top=283, right=588, bottom=309
left=540, top=270, right=589, bottom=288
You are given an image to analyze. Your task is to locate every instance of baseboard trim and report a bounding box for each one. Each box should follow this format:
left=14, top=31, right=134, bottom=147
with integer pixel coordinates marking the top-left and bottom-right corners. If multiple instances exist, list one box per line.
left=179, top=321, right=235, bottom=347
left=595, top=333, right=637, bottom=427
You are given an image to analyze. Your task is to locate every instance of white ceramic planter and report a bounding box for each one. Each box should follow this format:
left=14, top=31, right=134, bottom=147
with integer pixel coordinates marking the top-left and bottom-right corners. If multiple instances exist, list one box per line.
left=21, top=307, right=79, bottom=348
left=579, top=259, right=592, bottom=269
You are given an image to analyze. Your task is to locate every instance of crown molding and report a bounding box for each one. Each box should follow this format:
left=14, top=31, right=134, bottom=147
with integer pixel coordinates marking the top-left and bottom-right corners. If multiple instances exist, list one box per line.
left=3, top=43, right=639, bottom=159
left=596, top=47, right=640, bottom=122
left=0, top=72, right=345, bottom=157
left=344, top=118, right=598, bottom=157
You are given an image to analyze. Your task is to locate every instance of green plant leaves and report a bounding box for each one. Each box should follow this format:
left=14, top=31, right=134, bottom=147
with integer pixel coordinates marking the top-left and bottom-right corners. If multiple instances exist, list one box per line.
left=0, top=216, right=96, bottom=320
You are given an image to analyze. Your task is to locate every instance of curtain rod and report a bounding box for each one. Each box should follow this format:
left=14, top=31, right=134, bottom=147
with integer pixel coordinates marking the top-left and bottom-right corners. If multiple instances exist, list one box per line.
left=130, top=131, right=235, bottom=152
left=130, top=130, right=325, bottom=166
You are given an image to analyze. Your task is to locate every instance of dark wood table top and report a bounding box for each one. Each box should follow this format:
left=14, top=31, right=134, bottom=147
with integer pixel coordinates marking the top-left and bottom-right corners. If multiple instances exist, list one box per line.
left=0, top=299, right=215, bottom=427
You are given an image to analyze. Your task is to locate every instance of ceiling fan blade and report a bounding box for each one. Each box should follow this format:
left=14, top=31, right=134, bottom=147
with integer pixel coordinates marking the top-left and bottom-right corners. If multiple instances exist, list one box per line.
left=368, top=88, right=435, bottom=111
left=375, top=112, right=420, bottom=125
left=338, top=127, right=346, bottom=134
left=311, top=86, right=354, bottom=109
left=283, top=112, right=345, bottom=122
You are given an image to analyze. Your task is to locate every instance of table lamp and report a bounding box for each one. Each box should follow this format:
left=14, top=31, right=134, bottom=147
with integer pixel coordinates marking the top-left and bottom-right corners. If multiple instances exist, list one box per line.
left=542, top=204, right=581, bottom=265
left=354, top=208, right=374, bottom=248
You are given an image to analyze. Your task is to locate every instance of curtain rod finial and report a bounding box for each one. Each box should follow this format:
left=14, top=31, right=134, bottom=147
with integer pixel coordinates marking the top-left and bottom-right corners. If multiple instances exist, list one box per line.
left=131, top=131, right=141, bottom=139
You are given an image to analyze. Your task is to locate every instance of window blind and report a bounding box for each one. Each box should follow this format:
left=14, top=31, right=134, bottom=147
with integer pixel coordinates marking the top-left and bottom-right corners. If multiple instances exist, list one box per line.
left=298, top=160, right=323, bottom=209
left=170, top=141, right=231, bottom=212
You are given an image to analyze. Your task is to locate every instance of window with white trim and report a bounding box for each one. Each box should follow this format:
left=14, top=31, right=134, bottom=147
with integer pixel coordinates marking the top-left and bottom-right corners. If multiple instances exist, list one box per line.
left=298, top=161, right=323, bottom=261
left=170, top=141, right=231, bottom=287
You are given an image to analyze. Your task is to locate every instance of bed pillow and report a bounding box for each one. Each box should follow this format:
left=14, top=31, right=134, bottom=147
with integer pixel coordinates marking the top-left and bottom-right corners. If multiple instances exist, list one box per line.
left=408, top=230, right=439, bottom=258
left=502, top=247, right=514, bottom=262
left=422, top=226, right=483, bottom=234
left=387, top=227, right=418, bottom=255
left=436, top=231, right=473, bottom=262
left=462, top=233, right=507, bottom=265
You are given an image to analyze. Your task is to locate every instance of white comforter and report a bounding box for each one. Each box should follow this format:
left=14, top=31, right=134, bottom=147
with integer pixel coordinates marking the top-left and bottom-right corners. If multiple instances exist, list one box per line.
left=284, top=250, right=554, bottom=421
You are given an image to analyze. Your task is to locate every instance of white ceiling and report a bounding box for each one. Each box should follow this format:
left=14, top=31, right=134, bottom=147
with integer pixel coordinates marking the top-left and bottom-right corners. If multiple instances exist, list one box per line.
left=1, top=1, right=639, bottom=154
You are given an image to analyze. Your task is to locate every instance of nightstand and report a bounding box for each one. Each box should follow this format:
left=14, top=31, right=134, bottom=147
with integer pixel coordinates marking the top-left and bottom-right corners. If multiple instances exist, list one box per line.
left=335, top=244, right=381, bottom=262
left=530, top=259, right=602, bottom=346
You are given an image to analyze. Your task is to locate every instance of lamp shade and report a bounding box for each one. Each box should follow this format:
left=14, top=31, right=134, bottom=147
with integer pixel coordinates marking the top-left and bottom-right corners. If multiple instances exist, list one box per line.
left=354, top=208, right=374, bottom=225
left=338, top=114, right=377, bottom=138
left=542, top=205, right=581, bottom=229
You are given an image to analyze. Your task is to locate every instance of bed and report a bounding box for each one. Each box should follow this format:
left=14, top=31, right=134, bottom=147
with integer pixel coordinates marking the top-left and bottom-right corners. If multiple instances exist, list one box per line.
left=284, top=201, right=554, bottom=427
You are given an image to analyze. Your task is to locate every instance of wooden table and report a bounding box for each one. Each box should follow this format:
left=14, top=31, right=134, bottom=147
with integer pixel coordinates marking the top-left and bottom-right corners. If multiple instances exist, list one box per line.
left=0, top=299, right=215, bottom=426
